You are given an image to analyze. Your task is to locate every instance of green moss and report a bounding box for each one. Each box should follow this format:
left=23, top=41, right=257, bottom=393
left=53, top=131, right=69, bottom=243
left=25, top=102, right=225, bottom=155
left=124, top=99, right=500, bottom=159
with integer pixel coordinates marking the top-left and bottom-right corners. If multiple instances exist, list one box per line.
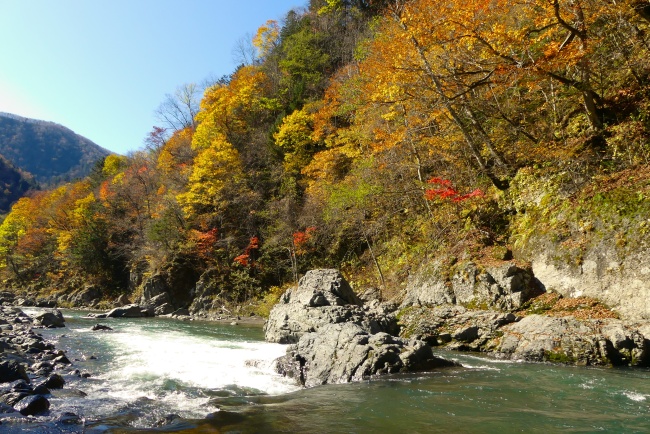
left=464, top=298, right=489, bottom=311
left=544, top=350, right=577, bottom=364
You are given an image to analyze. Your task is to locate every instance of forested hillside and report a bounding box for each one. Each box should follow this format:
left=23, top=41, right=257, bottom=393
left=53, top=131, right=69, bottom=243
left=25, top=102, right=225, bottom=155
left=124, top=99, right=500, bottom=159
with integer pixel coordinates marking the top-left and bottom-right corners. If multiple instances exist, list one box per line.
left=0, top=112, right=110, bottom=185
left=0, top=155, right=35, bottom=213
left=1, top=0, right=649, bottom=312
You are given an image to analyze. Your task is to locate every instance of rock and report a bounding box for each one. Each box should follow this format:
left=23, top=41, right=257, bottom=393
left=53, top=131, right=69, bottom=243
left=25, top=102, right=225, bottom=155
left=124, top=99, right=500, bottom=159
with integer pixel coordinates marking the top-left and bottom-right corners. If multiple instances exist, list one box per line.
left=489, top=315, right=650, bottom=366
left=1, top=392, right=29, bottom=406
left=0, top=360, right=29, bottom=383
left=154, top=414, right=182, bottom=427
left=14, top=298, right=35, bottom=307
left=397, top=305, right=519, bottom=350
left=141, top=292, right=172, bottom=316
left=106, top=304, right=144, bottom=318
left=33, top=309, right=65, bottom=328
left=114, top=294, right=130, bottom=307
left=14, top=394, right=50, bottom=416
left=34, top=298, right=56, bottom=308
left=67, top=285, right=102, bottom=307
left=401, top=261, right=540, bottom=311
left=171, top=308, right=190, bottom=317
left=8, top=380, right=31, bottom=392
left=154, top=302, right=174, bottom=316
left=139, top=257, right=200, bottom=311
left=289, top=269, right=362, bottom=307
left=53, top=355, right=71, bottom=365
left=358, top=287, right=381, bottom=304
left=58, top=412, right=82, bottom=425
left=0, top=402, right=17, bottom=414
left=32, top=384, right=50, bottom=395
left=43, top=373, right=65, bottom=389
left=265, top=269, right=396, bottom=344
left=31, top=361, right=53, bottom=373
left=275, top=323, right=457, bottom=387
left=91, top=324, right=113, bottom=331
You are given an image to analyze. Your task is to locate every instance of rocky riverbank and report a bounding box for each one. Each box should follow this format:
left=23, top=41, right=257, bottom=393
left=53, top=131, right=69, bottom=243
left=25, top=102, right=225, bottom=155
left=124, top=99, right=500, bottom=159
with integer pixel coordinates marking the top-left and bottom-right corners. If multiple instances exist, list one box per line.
left=265, top=268, right=650, bottom=388
left=396, top=261, right=650, bottom=367
left=0, top=306, right=87, bottom=431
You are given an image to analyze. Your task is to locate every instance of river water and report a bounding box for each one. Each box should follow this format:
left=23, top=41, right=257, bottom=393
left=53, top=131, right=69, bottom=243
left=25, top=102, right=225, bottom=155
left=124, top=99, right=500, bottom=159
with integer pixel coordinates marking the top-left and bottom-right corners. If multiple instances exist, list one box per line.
left=18, top=308, right=650, bottom=433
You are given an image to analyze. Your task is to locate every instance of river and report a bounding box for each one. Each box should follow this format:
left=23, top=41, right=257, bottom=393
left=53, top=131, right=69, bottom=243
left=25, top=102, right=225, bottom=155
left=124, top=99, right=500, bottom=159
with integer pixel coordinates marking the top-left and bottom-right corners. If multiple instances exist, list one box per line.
left=17, top=308, right=650, bottom=433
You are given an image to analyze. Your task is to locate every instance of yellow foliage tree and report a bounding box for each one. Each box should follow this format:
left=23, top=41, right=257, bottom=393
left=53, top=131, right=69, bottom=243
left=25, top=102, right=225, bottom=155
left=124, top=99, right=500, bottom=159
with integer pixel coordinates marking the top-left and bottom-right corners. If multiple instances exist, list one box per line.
left=177, top=133, right=244, bottom=219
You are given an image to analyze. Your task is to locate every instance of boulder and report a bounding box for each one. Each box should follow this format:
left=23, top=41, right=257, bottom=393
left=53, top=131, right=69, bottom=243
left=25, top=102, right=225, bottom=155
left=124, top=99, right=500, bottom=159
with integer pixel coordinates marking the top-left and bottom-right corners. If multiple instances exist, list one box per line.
left=154, top=303, right=174, bottom=316
left=275, top=322, right=457, bottom=387
left=43, top=373, right=65, bottom=389
left=1, top=392, right=29, bottom=406
left=141, top=292, right=171, bottom=316
left=0, top=402, right=17, bottom=414
left=67, top=285, right=102, bottom=307
left=34, top=297, right=56, bottom=308
left=33, top=309, right=65, bottom=328
left=139, top=257, right=200, bottom=310
left=14, top=394, right=50, bottom=416
left=139, top=273, right=168, bottom=303
left=0, top=360, right=29, bottom=383
left=14, top=298, right=35, bottom=307
left=106, top=304, right=144, bottom=318
left=265, top=269, right=396, bottom=344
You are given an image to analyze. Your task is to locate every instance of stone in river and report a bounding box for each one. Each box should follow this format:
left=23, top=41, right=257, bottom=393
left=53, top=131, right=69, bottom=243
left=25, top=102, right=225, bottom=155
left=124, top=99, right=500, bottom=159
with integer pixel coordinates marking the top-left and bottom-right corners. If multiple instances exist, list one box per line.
left=14, top=394, right=50, bottom=416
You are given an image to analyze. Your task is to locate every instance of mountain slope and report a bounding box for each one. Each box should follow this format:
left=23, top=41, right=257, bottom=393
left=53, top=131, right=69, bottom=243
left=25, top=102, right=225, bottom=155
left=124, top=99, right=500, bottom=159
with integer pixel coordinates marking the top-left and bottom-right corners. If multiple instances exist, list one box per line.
left=0, top=112, right=111, bottom=185
left=0, top=154, right=35, bottom=213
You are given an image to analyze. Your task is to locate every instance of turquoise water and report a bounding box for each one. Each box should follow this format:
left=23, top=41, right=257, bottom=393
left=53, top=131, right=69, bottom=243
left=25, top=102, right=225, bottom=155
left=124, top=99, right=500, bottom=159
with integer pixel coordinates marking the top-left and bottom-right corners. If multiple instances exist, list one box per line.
left=23, top=309, right=650, bottom=433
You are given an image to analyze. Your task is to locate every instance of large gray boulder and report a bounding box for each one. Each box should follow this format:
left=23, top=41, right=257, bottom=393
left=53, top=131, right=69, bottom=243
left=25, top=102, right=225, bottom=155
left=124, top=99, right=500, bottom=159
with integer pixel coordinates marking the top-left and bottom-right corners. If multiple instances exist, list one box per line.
left=275, top=322, right=457, bottom=387
left=32, top=309, right=65, bottom=328
left=265, top=269, right=395, bottom=343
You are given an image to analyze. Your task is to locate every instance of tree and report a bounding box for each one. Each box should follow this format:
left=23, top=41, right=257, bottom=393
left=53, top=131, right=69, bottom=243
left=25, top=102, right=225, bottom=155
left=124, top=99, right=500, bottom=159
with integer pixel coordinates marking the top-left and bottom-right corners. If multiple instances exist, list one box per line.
left=176, top=133, right=244, bottom=221
left=155, top=83, right=202, bottom=131
left=274, top=105, right=321, bottom=178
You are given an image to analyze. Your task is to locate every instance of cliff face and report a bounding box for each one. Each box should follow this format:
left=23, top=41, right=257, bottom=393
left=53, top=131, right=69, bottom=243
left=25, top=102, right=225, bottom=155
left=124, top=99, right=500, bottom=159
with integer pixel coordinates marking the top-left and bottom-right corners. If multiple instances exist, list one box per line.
left=508, top=167, right=650, bottom=321
left=401, top=166, right=650, bottom=321
left=530, top=244, right=650, bottom=321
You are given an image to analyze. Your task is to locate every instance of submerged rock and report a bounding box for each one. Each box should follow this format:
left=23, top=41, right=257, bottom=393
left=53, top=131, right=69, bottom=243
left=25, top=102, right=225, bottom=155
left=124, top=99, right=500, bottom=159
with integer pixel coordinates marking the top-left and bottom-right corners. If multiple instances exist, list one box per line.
left=275, top=322, right=457, bottom=387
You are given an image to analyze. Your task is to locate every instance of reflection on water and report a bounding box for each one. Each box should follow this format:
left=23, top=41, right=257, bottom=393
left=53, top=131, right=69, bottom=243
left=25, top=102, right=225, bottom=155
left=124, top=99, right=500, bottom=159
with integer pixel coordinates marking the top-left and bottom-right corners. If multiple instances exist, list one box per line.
left=22, top=309, right=650, bottom=433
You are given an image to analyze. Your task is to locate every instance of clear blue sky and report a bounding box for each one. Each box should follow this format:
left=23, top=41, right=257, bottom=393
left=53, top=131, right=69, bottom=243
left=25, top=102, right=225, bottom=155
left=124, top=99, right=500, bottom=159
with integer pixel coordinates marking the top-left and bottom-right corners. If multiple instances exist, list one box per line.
left=0, top=0, right=303, bottom=155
